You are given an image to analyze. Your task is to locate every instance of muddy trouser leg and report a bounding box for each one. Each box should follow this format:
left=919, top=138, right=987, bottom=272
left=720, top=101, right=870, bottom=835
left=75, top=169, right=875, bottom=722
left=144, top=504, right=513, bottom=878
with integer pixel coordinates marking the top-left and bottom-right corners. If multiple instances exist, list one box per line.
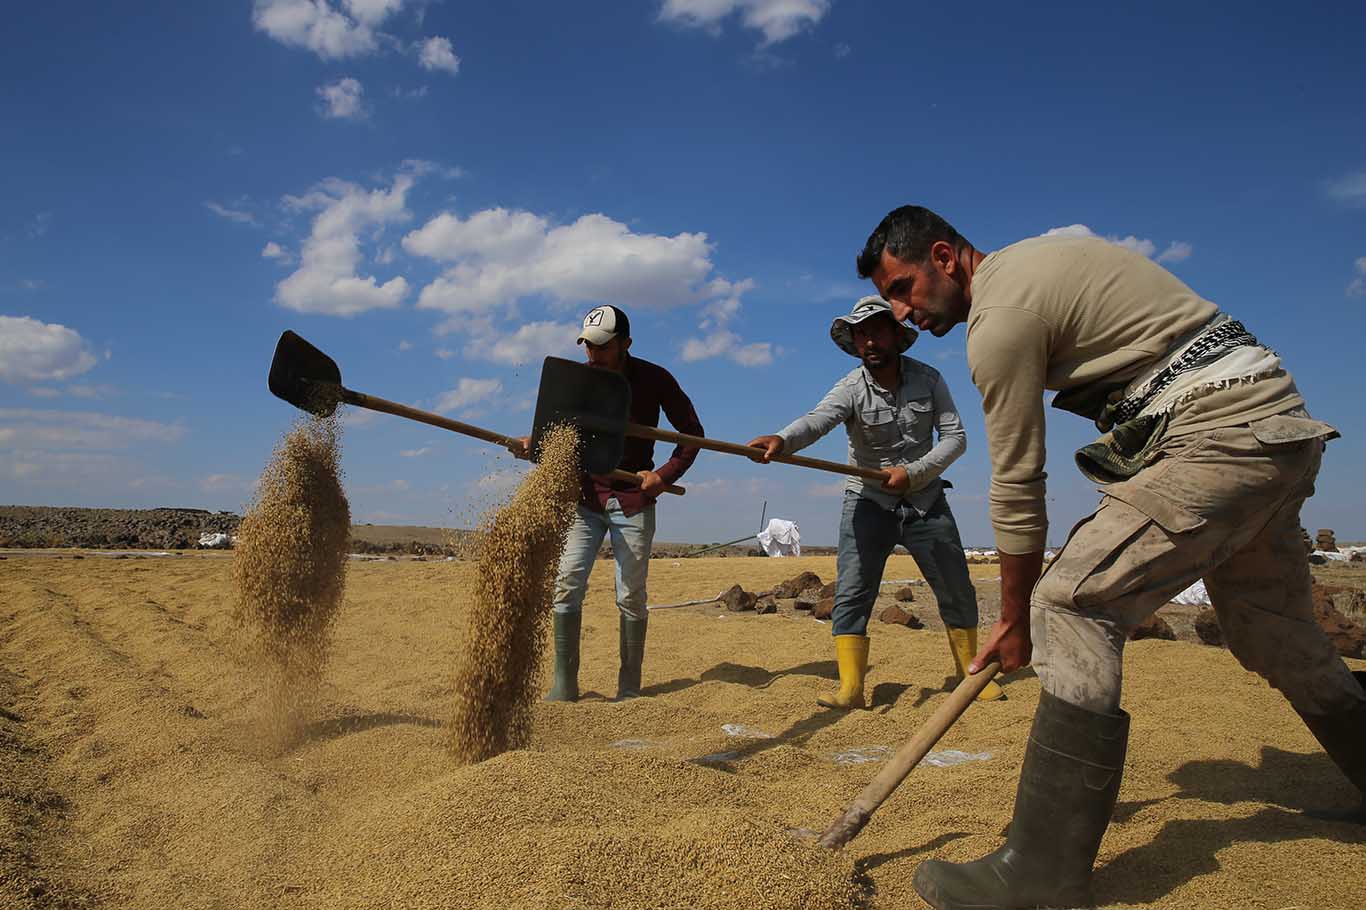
left=1203, top=451, right=1366, bottom=812
left=900, top=492, right=979, bottom=630
left=914, top=423, right=1356, bottom=909
left=606, top=498, right=654, bottom=699
left=1032, top=427, right=1362, bottom=717
left=832, top=492, right=898, bottom=637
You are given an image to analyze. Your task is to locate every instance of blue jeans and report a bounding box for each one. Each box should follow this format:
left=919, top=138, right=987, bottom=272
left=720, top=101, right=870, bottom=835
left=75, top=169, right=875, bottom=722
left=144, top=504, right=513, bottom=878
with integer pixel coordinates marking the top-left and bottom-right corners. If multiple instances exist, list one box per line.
left=552, top=499, right=656, bottom=621
left=833, top=490, right=978, bottom=636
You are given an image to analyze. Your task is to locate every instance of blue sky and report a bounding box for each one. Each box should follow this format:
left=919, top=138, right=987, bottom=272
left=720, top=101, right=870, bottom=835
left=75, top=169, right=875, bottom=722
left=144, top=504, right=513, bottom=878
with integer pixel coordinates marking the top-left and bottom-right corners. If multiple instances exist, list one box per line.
left=2, top=1, right=1364, bottom=547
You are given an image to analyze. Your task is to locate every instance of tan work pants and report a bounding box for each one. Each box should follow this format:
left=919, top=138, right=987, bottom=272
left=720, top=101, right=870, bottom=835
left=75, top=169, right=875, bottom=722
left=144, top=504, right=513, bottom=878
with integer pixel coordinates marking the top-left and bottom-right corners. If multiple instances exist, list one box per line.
left=1031, top=413, right=1363, bottom=717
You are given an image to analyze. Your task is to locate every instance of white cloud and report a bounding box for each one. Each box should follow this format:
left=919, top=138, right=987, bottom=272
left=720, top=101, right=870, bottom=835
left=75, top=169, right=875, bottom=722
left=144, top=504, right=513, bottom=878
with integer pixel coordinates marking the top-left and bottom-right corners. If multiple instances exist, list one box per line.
left=400, top=445, right=432, bottom=457
left=0, top=409, right=184, bottom=450
left=417, top=36, right=460, bottom=73
left=275, top=172, right=414, bottom=315
left=658, top=0, right=831, bottom=46
left=205, top=201, right=258, bottom=225
left=1042, top=224, right=1192, bottom=265
left=19, top=279, right=45, bottom=290
left=262, top=241, right=292, bottom=263
left=405, top=209, right=716, bottom=316
left=200, top=473, right=253, bottom=493
left=433, top=377, right=503, bottom=414
left=680, top=329, right=775, bottom=367
left=434, top=348, right=456, bottom=360
left=252, top=0, right=391, bottom=59
left=1325, top=171, right=1366, bottom=205
left=0, top=316, right=99, bottom=383
left=317, top=77, right=367, bottom=119
left=465, top=321, right=580, bottom=366
left=397, top=339, right=413, bottom=351
left=806, top=480, right=846, bottom=497
left=26, top=212, right=52, bottom=238
left=1156, top=241, right=1193, bottom=264
left=28, top=387, right=60, bottom=398
left=66, top=384, right=118, bottom=400
left=1348, top=257, right=1366, bottom=298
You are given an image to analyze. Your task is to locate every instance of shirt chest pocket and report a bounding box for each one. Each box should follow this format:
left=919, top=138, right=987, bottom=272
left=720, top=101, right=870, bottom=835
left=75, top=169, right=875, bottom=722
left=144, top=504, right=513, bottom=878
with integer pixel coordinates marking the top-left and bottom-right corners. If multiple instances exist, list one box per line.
left=899, top=396, right=935, bottom=444
left=859, top=407, right=901, bottom=449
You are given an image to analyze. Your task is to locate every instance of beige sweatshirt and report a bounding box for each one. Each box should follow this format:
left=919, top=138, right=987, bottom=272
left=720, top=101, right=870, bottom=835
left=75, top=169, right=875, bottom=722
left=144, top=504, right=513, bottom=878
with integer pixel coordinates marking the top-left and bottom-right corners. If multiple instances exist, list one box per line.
left=966, top=235, right=1301, bottom=554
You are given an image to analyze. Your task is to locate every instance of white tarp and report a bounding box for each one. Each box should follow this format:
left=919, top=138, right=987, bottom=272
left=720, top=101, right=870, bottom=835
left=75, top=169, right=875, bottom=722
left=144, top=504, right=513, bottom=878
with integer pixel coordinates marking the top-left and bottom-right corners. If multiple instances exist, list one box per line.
left=756, top=518, right=801, bottom=557
left=1172, top=579, right=1211, bottom=605
left=197, top=532, right=232, bottom=549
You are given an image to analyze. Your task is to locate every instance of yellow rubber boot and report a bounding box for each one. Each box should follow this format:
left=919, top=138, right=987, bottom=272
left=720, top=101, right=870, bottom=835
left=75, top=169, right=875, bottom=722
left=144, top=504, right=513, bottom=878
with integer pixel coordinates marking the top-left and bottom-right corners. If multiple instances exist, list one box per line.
left=947, top=627, right=1005, bottom=701
left=816, top=635, right=869, bottom=710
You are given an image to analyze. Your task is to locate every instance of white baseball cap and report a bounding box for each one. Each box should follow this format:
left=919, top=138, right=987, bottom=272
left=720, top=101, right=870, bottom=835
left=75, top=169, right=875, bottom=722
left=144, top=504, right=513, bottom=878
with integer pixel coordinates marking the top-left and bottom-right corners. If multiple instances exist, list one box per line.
left=577, top=305, right=631, bottom=345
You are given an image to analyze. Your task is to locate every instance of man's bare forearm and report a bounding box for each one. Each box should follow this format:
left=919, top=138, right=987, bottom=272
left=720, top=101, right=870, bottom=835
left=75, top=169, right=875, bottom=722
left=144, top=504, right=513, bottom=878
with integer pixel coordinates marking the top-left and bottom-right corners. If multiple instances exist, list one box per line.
left=999, top=549, right=1045, bottom=625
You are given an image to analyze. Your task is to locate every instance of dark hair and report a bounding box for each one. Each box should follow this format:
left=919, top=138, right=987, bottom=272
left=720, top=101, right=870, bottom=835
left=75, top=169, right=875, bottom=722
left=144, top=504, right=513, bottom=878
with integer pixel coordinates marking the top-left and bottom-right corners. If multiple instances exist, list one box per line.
left=856, top=205, right=965, bottom=278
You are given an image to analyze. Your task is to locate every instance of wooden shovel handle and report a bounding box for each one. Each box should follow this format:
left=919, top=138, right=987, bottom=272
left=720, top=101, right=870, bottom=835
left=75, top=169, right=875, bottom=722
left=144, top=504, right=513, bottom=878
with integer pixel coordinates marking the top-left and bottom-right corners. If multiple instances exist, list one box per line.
left=624, top=422, right=891, bottom=484
left=341, top=391, right=684, bottom=495
left=817, top=662, right=1002, bottom=850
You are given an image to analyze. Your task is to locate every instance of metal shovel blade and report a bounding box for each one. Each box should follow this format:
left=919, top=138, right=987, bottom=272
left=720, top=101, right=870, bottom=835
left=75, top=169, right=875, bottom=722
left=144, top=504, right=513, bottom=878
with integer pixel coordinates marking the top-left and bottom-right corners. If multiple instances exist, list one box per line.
left=530, top=356, right=630, bottom=475
left=268, top=330, right=344, bottom=417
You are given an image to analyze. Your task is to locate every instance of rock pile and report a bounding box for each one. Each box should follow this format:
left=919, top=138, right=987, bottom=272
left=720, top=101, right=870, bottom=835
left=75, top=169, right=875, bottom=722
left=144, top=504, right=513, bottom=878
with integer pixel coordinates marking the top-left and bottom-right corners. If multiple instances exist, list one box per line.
left=1130, top=612, right=1176, bottom=641
left=1316, top=529, right=1338, bottom=552
left=1311, top=582, right=1366, bottom=659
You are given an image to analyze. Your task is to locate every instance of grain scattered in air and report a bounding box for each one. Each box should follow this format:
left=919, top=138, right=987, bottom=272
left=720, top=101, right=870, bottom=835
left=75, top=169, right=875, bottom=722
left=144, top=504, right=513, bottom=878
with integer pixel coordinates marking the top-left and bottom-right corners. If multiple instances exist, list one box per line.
left=450, top=424, right=581, bottom=763
left=232, top=414, right=350, bottom=747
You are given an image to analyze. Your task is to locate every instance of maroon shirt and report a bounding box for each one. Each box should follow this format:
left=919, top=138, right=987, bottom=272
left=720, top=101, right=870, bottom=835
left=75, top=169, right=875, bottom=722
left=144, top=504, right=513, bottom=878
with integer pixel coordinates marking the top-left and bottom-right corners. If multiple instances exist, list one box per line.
left=583, top=355, right=703, bottom=515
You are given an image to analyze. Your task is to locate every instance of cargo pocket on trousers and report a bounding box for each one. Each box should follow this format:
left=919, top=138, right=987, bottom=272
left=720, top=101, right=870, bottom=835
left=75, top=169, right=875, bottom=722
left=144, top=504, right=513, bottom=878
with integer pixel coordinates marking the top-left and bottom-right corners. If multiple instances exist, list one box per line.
left=1063, top=488, right=1207, bottom=612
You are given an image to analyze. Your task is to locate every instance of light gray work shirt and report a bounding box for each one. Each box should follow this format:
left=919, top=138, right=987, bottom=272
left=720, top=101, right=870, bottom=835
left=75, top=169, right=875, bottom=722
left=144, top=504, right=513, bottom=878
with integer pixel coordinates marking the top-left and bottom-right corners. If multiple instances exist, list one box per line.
left=776, top=356, right=967, bottom=514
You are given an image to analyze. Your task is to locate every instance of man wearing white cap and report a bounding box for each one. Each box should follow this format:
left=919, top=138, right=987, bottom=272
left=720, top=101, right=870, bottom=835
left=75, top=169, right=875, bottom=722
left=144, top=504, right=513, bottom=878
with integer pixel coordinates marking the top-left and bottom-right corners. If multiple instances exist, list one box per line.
left=748, top=296, right=1002, bottom=709
left=513, top=305, right=704, bottom=702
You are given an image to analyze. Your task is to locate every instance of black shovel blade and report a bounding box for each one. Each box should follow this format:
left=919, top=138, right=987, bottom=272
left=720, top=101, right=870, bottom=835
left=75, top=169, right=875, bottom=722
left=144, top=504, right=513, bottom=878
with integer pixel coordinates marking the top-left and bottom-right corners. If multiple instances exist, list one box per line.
left=268, top=330, right=344, bottom=417
left=530, top=356, right=630, bottom=475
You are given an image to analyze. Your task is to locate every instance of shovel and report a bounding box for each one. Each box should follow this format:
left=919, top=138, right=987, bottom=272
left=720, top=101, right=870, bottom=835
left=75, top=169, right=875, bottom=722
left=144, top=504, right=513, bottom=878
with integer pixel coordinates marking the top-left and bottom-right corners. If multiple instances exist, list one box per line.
left=268, top=331, right=683, bottom=495
left=530, top=357, right=894, bottom=485
left=813, top=662, right=1002, bottom=849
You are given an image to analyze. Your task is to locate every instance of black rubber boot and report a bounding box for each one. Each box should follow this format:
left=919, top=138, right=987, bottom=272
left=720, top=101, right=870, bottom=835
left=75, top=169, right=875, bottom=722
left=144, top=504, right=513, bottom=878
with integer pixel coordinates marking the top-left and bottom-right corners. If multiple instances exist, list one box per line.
left=1297, top=670, right=1366, bottom=823
left=913, top=691, right=1130, bottom=910
left=614, top=616, right=647, bottom=701
left=544, top=611, right=581, bottom=702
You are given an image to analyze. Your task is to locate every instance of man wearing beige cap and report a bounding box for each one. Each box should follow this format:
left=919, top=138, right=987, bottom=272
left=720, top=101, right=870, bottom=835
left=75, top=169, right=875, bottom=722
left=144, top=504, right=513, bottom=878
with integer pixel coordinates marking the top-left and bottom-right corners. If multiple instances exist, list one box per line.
left=512, top=304, right=704, bottom=702
left=748, top=296, right=1002, bottom=710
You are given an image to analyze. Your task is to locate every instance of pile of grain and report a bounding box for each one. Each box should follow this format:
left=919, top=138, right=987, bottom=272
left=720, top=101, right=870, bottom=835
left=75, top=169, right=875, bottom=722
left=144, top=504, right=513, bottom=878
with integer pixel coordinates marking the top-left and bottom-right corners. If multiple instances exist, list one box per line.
left=450, top=425, right=581, bottom=763
left=232, top=415, right=350, bottom=743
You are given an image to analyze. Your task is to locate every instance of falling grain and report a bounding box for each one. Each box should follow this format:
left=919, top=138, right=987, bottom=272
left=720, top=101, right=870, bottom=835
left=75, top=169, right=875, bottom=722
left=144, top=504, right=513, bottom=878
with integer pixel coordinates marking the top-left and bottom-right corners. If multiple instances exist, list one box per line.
left=450, top=424, right=581, bottom=763
left=232, top=414, right=350, bottom=745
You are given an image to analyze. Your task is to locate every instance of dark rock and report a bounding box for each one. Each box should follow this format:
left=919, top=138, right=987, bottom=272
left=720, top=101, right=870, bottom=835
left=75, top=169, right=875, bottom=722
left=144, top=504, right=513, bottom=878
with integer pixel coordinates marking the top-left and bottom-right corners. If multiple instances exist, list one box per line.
left=819, top=581, right=837, bottom=598
left=1194, top=608, right=1223, bottom=647
left=1312, top=583, right=1366, bottom=659
left=877, top=604, right=924, bottom=628
left=793, top=594, right=816, bottom=612
left=1130, top=613, right=1176, bottom=641
left=720, top=584, right=757, bottom=613
left=771, top=571, right=824, bottom=599
left=754, top=595, right=778, bottom=615
left=893, top=585, right=916, bottom=603
left=812, top=597, right=835, bottom=621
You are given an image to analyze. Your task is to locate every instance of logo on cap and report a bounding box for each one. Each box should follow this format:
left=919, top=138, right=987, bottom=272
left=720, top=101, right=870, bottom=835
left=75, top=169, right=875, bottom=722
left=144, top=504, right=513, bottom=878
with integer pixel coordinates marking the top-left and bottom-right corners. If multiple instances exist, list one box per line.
left=585, top=307, right=606, bottom=327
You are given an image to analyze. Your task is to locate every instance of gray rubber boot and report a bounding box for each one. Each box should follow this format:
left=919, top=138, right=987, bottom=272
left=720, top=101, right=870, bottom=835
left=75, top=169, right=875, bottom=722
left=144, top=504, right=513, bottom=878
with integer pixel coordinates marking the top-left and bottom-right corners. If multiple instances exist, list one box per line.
left=614, top=616, right=648, bottom=701
left=913, top=691, right=1129, bottom=910
left=1297, top=670, right=1366, bottom=823
left=544, top=611, right=581, bottom=703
